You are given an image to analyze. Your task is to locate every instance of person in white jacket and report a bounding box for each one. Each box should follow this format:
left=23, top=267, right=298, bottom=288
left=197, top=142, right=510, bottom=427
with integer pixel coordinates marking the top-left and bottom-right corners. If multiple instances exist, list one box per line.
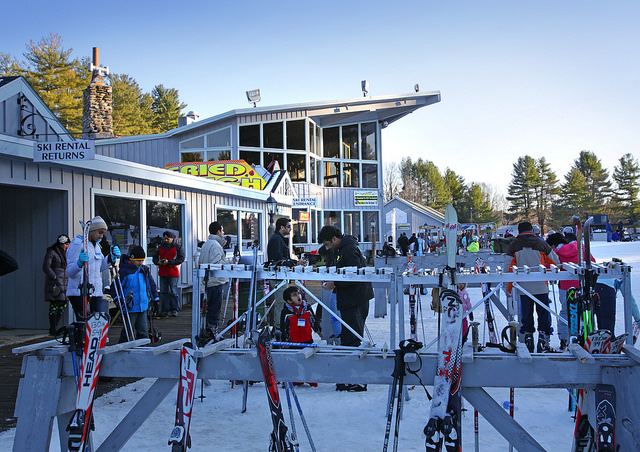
left=198, top=221, right=233, bottom=335
left=66, top=216, right=120, bottom=319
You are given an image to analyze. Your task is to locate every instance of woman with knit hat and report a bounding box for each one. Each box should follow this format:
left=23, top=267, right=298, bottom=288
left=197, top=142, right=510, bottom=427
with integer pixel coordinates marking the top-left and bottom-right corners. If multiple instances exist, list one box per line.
left=65, top=216, right=121, bottom=319
left=42, top=234, right=71, bottom=334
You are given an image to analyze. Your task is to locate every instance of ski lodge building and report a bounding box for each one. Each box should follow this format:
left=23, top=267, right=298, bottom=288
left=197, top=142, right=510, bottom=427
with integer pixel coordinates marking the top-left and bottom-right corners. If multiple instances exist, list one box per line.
left=0, top=74, right=440, bottom=329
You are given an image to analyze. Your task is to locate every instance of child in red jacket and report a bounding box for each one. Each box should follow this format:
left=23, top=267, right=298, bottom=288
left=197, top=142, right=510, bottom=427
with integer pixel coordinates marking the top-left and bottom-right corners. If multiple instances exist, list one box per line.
left=279, top=286, right=322, bottom=344
left=279, top=286, right=322, bottom=387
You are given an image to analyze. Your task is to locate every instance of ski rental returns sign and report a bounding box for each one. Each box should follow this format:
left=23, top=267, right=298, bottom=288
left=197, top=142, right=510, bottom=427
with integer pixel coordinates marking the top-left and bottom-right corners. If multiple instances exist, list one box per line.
left=33, top=140, right=95, bottom=162
left=165, top=160, right=266, bottom=190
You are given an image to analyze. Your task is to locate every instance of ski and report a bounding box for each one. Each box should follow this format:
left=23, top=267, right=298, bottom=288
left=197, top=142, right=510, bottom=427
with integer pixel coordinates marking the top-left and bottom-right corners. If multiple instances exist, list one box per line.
left=594, top=384, right=616, bottom=452
left=475, top=258, right=498, bottom=344
left=407, top=253, right=418, bottom=340
left=255, top=327, right=294, bottom=452
left=169, top=342, right=199, bottom=452
left=425, top=203, right=463, bottom=452
left=66, top=311, right=109, bottom=451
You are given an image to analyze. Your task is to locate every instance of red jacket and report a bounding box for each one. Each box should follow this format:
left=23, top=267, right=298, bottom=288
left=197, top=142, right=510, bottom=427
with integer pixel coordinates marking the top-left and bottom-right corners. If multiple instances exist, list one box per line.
left=154, top=244, right=185, bottom=277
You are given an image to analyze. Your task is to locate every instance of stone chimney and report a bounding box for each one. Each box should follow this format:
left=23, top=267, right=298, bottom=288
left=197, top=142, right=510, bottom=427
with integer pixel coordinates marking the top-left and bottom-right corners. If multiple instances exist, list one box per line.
left=82, top=47, right=113, bottom=139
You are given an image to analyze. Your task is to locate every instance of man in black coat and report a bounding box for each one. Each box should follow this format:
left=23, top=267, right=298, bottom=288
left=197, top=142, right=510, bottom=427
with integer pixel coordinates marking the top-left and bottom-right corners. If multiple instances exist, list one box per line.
left=318, top=225, right=373, bottom=392
left=318, top=225, right=373, bottom=347
left=397, top=232, right=409, bottom=256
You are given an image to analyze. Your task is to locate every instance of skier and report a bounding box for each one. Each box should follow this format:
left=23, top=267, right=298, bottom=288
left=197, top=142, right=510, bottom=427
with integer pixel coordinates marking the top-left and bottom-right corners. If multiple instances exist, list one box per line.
left=66, top=216, right=120, bottom=319
left=505, top=222, right=560, bottom=352
left=111, top=245, right=159, bottom=342
left=42, top=234, right=70, bottom=335
left=153, top=230, right=185, bottom=317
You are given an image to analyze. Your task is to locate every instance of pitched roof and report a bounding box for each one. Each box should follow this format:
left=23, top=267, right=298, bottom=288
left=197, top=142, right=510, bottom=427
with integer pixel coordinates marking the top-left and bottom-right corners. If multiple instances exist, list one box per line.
left=384, top=197, right=445, bottom=222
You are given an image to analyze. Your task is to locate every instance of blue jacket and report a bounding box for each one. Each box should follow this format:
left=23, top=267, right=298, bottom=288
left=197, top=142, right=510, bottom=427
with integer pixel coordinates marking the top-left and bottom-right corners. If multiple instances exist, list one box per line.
left=112, top=256, right=158, bottom=312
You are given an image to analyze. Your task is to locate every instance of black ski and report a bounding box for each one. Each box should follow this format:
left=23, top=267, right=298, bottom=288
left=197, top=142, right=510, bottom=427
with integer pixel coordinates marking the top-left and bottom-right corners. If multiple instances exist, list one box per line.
left=595, top=384, right=616, bottom=452
left=255, top=327, right=294, bottom=452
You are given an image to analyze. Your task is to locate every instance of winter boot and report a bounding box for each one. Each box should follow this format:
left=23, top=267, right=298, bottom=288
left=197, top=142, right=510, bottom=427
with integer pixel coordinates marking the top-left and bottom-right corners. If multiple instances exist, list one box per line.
left=537, top=331, right=552, bottom=353
left=524, top=333, right=534, bottom=353
left=49, top=314, right=59, bottom=335
left=559, top=339, right=568, bottom=351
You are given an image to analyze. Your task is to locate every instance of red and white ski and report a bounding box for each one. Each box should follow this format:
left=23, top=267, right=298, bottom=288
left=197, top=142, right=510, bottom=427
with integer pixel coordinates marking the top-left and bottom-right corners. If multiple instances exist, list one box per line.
left=67, top=311, right=110, bottom=451
left=169, top=342, right=198, bottom=451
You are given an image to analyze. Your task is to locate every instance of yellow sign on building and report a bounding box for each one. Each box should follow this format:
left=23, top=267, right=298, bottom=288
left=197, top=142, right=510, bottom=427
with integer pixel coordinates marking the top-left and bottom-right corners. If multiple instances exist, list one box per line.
left=165, top=160, right=266, bottom=190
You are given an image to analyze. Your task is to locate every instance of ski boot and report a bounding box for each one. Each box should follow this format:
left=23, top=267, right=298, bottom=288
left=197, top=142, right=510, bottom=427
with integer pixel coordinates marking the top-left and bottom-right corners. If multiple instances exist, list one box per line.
left=559, top=339, right=568, bottom=351
left=537, top=331, right=557, bottom=353
left=524, top=333, right=534, bottom=352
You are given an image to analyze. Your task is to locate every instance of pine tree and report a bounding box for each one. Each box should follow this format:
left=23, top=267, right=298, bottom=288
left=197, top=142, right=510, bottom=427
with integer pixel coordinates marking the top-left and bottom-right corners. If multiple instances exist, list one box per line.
left=109, top=73, right=154, bottom=136
left=151, top=84, right=187, bottom=133
left=420, top=160, right=450, bottom=210
left=555, top=167, right=589, bottom=225
left=506, top=155, right=539, bottom=222
left=534, top=157, right=560, bottom=233
left=612, top=153, right=640, bottom=223
left=19, top=34, right=90, bottom=137
left=443, top=168, right=467, bottom=214
left=467, top=183, right=495, bottom=223
left=573, top=150, right=612, bottom=212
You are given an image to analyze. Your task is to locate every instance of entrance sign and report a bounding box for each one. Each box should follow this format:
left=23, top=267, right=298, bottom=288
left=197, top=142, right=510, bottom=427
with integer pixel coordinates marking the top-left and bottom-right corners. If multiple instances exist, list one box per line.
left=293, top=197, right=318, bottom=207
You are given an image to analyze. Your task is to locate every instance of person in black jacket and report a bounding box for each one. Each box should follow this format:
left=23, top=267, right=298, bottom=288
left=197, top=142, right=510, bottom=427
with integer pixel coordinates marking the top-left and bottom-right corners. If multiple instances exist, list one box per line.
left=42, top=235, right=70, bottom=334
left=318, top=225, right=373, bottom=392
left=267, top=218, right=303, bottom=325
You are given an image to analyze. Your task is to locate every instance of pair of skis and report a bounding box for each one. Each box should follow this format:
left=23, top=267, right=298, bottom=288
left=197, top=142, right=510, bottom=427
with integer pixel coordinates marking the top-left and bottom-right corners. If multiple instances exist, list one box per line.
left=169, top=342, right=199, bottom=452
left=569, top=216, right=619, bottom=452
left=67, top=219, right=111, bottom=451
left=424, top=204, right=464, bottom=452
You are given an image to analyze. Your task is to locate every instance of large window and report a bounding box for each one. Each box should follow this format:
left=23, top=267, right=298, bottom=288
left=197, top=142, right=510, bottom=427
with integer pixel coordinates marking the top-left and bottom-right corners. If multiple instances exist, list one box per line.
left=179, top=128, right=232, bottom=163
left=206, top=129, right=231, bottom=147
left=292, top=209, right=308, bottom=244
left=323, top=211, right=341, bottom=230
left=287, top=154, right=306, bottom=182
left=146, top=201, right=184, bottom=258
left=95, top=195, right=184, bottom=260
left=324, top=161, right=340, bottom=187
left=218, top=208, right=262, bottom=253
left=342, top=125, right=358, bottom=160
left=363, top=211, right=378, bottom=243
left=264, top=122, right=284, bottom=149
left=343, top=162, right=359, bottom=188
left=286, top=120, right=306, bottom=150
left=323, top=127, right=340, bottom=158
left=217, top=209, right=238, bottom=251
left=361, top=122, right=377, bottom=160
left=240, top=150, right=260, bottom=166
left=362, top=163, right=378, bottom=188
left=241, top=211, right=261, bottom=250
left=264, top=152, right=284, bottom=171
left=240, top=124, right=260, bottom=147
left=343, top=211, right=361, bottom=241
left=95, top=195, right=141, bottom=254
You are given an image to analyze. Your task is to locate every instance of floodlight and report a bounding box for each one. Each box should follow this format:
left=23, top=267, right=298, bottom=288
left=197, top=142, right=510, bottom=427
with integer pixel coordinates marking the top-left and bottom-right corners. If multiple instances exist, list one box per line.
left=246, top=89, right=261, bottom=107
left=361, top=80, right=369, bottom=97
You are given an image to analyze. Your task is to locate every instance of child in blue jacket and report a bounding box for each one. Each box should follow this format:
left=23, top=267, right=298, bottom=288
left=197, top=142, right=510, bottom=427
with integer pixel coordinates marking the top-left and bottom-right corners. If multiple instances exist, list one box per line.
left=112, top=245, right=159, bottom=342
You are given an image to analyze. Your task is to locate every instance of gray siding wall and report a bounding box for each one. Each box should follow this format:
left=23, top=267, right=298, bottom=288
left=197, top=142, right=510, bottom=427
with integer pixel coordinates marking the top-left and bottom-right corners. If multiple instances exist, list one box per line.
left=0, top=149, right=264, bottom=329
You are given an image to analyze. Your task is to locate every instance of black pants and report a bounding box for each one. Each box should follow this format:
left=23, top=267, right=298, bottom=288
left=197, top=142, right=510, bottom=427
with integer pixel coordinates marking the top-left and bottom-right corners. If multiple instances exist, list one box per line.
left=69, top=296, right=105, bottom=320
left=339, top=302, right=369, bottom=347
left=595, top=283, right=616, bottom=334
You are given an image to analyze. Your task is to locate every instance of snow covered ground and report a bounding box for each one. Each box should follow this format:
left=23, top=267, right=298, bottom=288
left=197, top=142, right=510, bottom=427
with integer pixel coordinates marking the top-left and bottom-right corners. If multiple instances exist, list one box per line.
left=2, top=241, right=638, bottom=451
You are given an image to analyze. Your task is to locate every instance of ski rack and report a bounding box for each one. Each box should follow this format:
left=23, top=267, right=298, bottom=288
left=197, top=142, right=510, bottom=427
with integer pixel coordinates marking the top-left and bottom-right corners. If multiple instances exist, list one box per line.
left=10, top=260, right=640, bottom=451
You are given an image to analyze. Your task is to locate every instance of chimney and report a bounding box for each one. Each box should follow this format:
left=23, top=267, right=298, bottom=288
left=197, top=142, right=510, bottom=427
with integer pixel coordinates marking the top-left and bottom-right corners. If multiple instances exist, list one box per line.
left=178, top=110, right=200, bottom=127
left=82, top=47, right=113, bottom=139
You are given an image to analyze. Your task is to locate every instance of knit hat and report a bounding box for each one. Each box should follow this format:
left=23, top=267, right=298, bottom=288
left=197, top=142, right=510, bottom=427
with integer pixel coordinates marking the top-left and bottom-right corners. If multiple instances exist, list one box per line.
left=163, top=230, right=176, bottom=239
left=129, top=245, right=146, bottom=260
left=89, top=216, right=108, bottom=232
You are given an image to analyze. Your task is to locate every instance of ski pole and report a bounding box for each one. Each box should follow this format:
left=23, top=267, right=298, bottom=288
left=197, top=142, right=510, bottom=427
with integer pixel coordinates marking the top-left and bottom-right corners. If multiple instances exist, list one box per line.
left=284, top=384, right=300, bottom=452
left=288, top=382, right=316, bottom=452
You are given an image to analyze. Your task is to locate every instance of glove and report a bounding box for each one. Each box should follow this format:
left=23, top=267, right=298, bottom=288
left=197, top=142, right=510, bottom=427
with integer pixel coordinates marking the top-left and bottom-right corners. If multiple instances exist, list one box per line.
left=110, top=246, right=121, bottom=261
left=77, top=251, right=89, bottom=268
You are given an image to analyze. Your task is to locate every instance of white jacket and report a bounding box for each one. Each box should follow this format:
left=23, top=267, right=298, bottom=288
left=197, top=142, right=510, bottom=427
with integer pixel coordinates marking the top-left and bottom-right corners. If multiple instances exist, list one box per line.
left=66, top=234, right=111, bottom=297
left=198, top=234, right=232, bottom=287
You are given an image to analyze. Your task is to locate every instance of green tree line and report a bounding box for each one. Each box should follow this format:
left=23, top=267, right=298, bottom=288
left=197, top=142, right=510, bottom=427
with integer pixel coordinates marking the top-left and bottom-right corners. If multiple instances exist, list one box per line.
left=1, top=34, right=186, bottom=137
left=387, top=151, right=640, bottom=230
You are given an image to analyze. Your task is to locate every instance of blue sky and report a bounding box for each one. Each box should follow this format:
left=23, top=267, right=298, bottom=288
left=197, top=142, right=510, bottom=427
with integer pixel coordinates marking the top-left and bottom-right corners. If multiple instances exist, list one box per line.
left=3, top=1, right=639, bottom=195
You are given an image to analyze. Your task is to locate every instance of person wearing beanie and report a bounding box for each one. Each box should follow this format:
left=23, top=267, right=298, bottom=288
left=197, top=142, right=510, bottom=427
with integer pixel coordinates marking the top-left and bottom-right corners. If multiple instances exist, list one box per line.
left=66, top=216, right=121, bottom=319
left=111, top=245, right=159, bottom=342
left=42, top=234, right=71, bottom=334
left=152, top=230, right=185, bottom=317
left=505, top=221, right=560, bottom=353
